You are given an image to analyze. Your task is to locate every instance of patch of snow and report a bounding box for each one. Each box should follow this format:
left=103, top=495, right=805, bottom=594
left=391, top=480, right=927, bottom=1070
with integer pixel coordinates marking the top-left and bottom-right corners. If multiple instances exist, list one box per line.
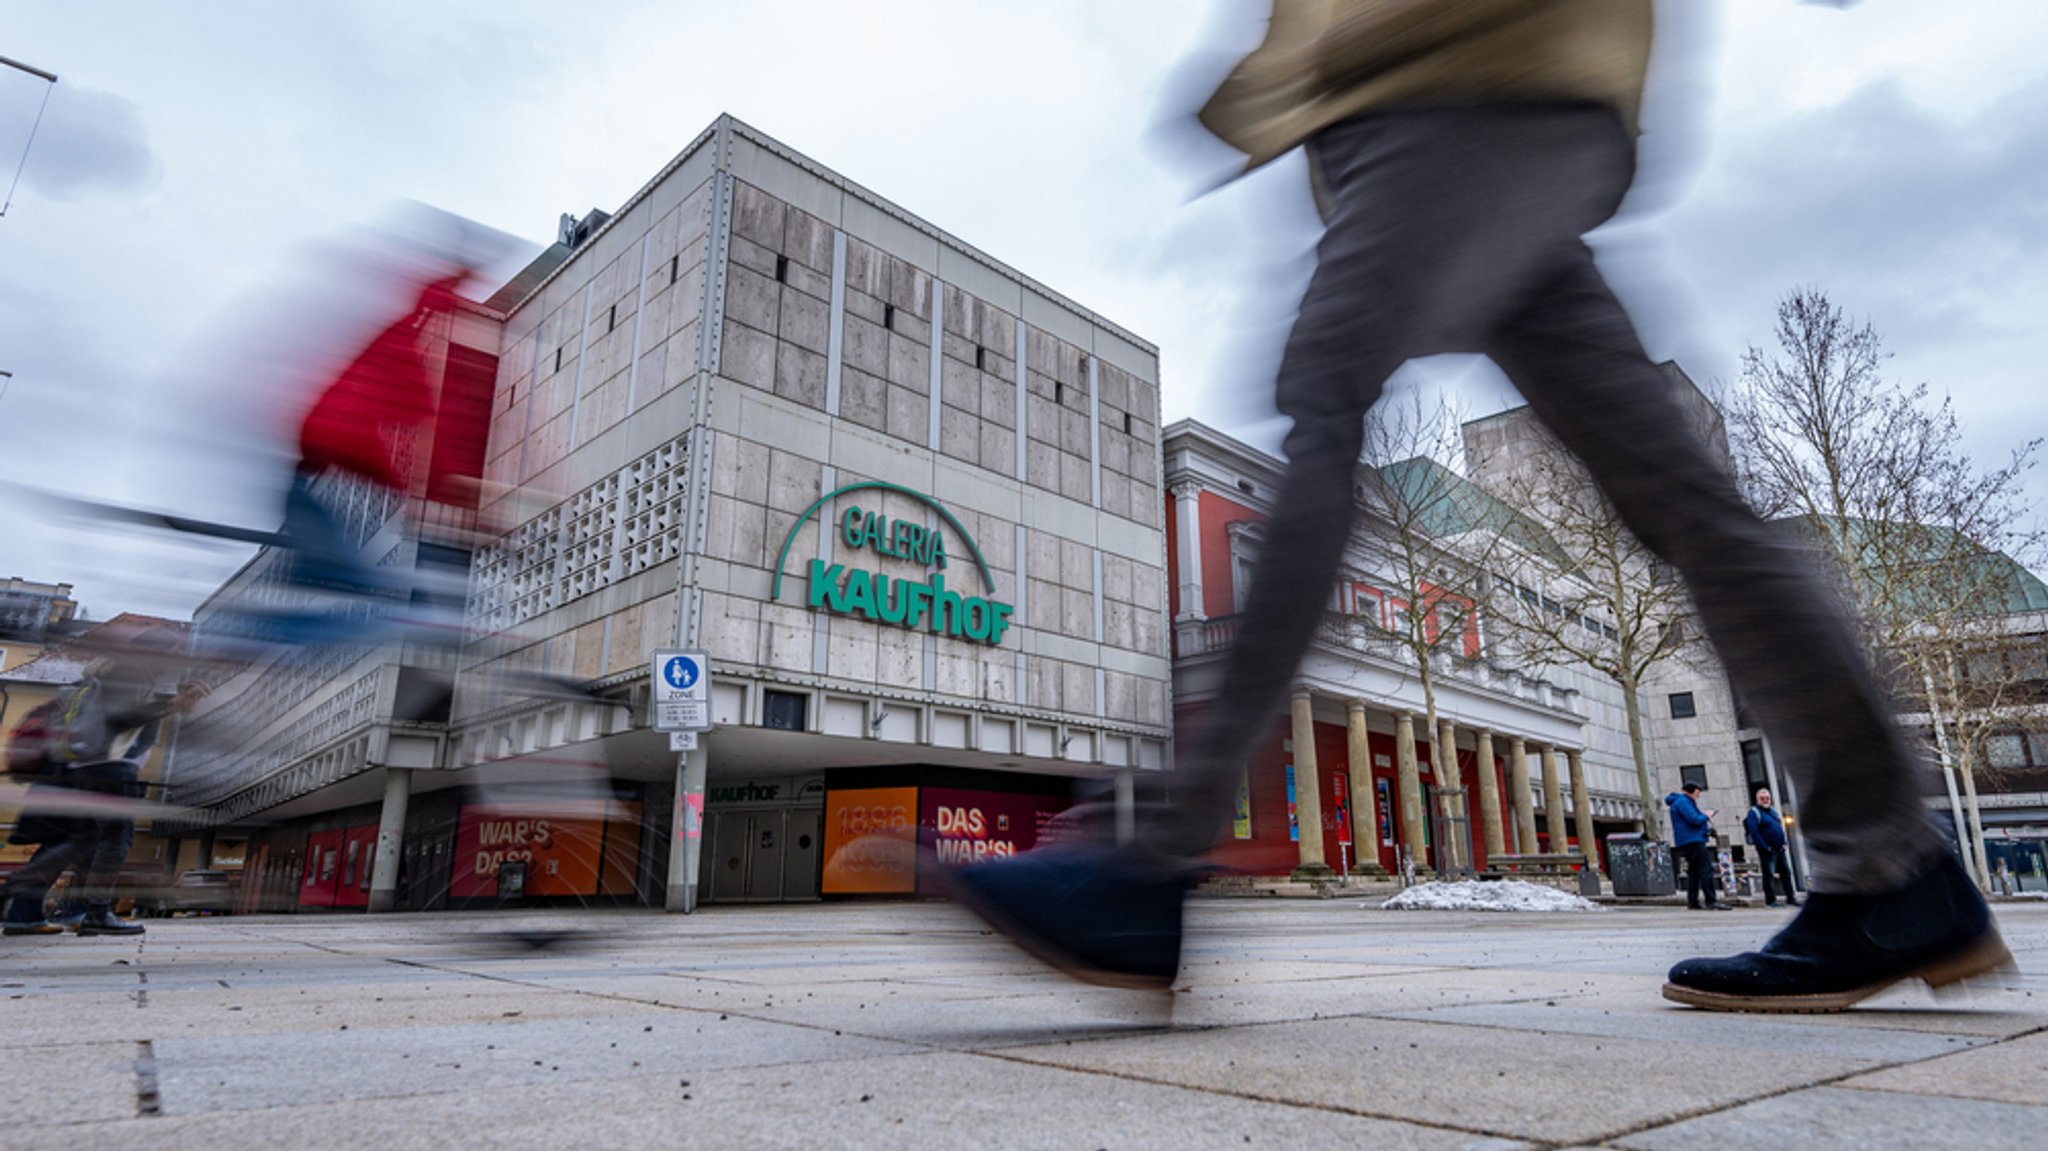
left=1379, top=880, right=1603, bottom=913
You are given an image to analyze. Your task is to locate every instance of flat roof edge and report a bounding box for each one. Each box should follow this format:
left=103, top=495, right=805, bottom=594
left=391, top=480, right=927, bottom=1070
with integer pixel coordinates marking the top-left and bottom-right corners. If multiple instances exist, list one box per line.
left=505, top=115, right=1159, bottom=357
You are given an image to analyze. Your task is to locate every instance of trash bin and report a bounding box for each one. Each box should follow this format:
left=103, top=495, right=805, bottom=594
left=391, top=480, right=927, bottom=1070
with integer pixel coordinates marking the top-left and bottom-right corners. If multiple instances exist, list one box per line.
left=1606, top=834, right=1675, bottom=896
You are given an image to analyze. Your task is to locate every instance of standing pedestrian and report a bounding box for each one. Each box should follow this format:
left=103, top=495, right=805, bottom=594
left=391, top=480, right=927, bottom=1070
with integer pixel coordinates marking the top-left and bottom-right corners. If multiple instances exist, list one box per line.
left=1745, top=789, right=1799, bottom=908
left=1667, top=783, right=1729, bottom=911
left=950, top=0, right=2008, bottom=1013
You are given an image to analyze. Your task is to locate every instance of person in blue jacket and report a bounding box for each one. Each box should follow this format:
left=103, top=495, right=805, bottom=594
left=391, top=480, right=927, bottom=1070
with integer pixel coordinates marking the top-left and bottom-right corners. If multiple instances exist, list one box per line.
left=1745, top=790, right=1800, bottom=908
left=1667, top=783, right=1729, bottom=911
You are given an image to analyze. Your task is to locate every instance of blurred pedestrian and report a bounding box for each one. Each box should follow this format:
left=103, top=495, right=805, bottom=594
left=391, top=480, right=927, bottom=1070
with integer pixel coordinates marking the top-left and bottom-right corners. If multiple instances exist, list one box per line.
left=951, top=0, right=2008, bottom=1014
left=1744, top=789, right=1799, bottom=908
left=2, top=645, right=206, bottom=936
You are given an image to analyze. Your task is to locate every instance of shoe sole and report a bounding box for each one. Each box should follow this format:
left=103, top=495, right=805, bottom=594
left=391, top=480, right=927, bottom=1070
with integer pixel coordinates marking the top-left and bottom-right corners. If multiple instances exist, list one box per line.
left=1661, top=929, right=2018, bottom=1014
left=943, top=872, right=1176, bottom=992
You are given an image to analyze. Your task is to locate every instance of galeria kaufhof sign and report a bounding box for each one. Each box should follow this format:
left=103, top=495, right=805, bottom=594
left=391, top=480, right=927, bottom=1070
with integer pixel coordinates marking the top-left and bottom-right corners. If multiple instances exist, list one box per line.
left=771, top=482, right=1015, bottom=646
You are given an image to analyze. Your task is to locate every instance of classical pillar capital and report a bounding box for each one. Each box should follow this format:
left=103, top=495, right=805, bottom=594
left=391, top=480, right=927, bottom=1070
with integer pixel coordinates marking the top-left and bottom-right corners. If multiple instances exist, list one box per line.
left=1168, top=479, right=1203, bottom=501
left=1345, top=699, right=1368, bottom=718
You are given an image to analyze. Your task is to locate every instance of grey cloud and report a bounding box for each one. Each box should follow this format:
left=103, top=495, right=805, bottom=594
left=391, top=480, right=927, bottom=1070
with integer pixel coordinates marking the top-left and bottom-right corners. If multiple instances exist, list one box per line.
left=20, top=84, right=160, bottom=200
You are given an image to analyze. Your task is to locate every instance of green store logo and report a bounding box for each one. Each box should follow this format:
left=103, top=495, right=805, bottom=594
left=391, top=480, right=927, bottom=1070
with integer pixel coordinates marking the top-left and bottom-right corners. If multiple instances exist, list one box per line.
left=770, top=482, right=1016, bottom=646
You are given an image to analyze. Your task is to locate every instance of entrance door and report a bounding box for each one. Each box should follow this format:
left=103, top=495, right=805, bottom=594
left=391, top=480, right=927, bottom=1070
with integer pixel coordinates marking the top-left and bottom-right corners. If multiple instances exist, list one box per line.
left=745, top=811, right=785, bottom=901
left=782, top=809, right=821, bottom=900
left=708, top=812, right=751, bottom=903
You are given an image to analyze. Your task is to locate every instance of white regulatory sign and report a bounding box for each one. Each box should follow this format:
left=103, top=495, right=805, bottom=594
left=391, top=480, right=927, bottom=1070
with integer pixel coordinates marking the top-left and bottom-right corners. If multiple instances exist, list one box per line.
left=649, top=648, right=712, bottom=732
left=668, top=730, right=698, bottom=752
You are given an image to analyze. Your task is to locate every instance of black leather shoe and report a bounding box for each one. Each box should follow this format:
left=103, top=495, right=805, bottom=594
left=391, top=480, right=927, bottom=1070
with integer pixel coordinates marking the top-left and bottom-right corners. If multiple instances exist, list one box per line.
left=1664, top=852, right=2012, bottom=1013
left=946, top=846, right=1193, bottom=990
left=1703, top=902, right=1734, bottom=911
left=76, top=912, right=144, bottom=937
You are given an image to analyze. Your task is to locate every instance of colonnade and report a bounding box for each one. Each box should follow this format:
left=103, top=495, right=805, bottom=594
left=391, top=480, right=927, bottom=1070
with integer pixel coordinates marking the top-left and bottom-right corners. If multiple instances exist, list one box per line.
left=1281, top=688, right=1602, bottom=881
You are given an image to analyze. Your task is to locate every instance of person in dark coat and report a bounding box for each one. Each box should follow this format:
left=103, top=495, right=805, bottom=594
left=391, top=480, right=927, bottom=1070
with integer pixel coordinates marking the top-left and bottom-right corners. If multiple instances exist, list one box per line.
left=1745, top=789, right=1800, bottom=908
left=1666, top=783, right=1729, bottom=911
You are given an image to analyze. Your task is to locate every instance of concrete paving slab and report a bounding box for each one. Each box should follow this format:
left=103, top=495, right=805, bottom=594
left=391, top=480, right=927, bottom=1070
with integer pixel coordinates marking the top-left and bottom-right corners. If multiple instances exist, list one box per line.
left=1837, top=1029, right=2048, bottom=1106
left=1382, top=999, right=2000, bottom=1062
left=1000, top=1013, right=1880, bottom=1146
left=3, top=901, right=2042, bottom=1147
left=1613, top=1086, right=2048, bottom=1151
left=152, top=1007, right=916, bottom=1115
left=0, top=1040, right=145, bottom=1125
left=18, top=1051, right=1521, bottom=1151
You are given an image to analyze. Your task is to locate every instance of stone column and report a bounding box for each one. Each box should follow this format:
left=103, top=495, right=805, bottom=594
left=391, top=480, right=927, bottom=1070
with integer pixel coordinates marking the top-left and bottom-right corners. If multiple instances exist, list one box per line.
left=1289, top=688, right=1332, bottom=878
left=1171, top=481, right=1206, bottom=621
left=1508, top=735, right=1537, bottom=855
left=367, top=767, right=411, bottom=913
left=1539, top=743, right=1566, bottom=853
left=1394, top=711, right=1428, bottom=875
left=1346, top=701, right=1381, bottom=875
left=1473, top=729, right=1506, bottom=860
left=1568, top=748, right=1600, bottom=869
left=1435, top=718, right=1468, bottom=873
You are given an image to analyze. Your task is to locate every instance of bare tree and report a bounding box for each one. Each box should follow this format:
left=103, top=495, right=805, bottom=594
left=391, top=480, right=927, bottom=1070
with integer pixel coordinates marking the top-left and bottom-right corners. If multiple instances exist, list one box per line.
left=1353, top=390, right=1508, bottom=872
left=1727, top=287, right=2045, bottom=889
left=1467, top=415, right=1702, bottom=843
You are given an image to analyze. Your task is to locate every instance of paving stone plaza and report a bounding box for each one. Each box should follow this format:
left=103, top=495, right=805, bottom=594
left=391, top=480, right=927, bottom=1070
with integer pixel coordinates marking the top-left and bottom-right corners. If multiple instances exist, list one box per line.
left=4, top=898, right=2044, bottom=1149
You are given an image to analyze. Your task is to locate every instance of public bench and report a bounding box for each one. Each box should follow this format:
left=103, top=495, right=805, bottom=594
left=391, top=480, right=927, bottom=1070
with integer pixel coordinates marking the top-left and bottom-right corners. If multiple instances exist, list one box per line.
left=1479, top=852, right=1589, bottom=879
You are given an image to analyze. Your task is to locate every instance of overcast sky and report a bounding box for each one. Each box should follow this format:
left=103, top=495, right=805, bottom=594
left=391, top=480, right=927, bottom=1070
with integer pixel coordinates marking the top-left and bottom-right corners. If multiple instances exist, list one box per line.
left=3, top=1, right=2045, bottom=621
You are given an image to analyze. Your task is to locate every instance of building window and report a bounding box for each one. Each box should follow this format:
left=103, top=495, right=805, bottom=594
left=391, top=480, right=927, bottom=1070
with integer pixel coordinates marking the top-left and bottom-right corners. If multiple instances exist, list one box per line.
left=762, top=690, right=807, bottom=733
left=975, top=346, right=987, bottom=372
left=1668, top=692, right=1696, bottom=719
left=775, top=255, right=789, bottom=284
left=1679, top=764, right=1708, bottom=791
left=1740, top=739, right=1768, bottom=796
left=1123, top=411, right=1133, bottom=435
left=883, top=304, right=896, bottom=331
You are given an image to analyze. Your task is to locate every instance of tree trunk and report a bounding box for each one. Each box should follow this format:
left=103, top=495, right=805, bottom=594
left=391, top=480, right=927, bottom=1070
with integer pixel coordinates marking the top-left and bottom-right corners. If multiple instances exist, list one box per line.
left=1622, top=675, right=1663, bottom=840
left=1958, top=751, right=1993, bottom=894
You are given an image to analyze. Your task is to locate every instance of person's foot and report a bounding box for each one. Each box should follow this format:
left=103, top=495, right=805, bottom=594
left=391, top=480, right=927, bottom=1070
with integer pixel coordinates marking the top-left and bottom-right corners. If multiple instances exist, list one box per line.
left=76, top=911, right=145, bottom=937
left=1665, top=852, right=2012, bottom=1013
left=1703, top=902, right=1734, bottom=910
left=945, top=846, right=1193, bottom=990
left=47, top=906, right=86, bottom=930
left=1, top=921, right=63, bottom=936
left=1786, top=898, right=1802, bottom=907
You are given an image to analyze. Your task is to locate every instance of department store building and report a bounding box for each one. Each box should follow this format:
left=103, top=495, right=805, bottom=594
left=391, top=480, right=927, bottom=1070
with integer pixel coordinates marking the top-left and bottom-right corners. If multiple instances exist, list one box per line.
left=168, top=116, right=1172, bottom=910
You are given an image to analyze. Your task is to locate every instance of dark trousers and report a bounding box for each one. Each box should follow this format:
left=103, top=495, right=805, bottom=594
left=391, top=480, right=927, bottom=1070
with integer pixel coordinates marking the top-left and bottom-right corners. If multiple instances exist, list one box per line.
left=1674, top=841, right=1718, bottom=907
left=1145, top=104, right=1941, bottom=894
left=1757, top=844, right=1798, bottom=904
left=1, top=762, right=140, bottom=921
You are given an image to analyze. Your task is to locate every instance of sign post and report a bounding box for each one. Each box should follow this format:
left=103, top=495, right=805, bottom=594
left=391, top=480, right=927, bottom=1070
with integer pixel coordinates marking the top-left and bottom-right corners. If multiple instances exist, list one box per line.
left=651, top=649, right=712, bottom=913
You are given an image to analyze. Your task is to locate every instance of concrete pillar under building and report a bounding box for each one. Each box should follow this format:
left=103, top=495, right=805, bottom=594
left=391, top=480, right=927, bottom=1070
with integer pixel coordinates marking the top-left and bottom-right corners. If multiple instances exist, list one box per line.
left=1508, top=736, right=1537, bottom=855
left=1435, top=718, right=1468, bottom=874
left=1568, top=748, right=1599, bottom=871
left=666, top=744, right=709, bottom=913
left=367, top=767, right=412, bottom=913
left=1114, top=769, right=1135, bottom=845
left=1289, top=688, right=1332, bottom=878
left=1345, top=701, right=1381, bottom=876
left=1474, top=729, right=1505, bottom=860
left=1539, top=743, right=1565, bottom=853
left=1394, top=712, right=1427, bottom=876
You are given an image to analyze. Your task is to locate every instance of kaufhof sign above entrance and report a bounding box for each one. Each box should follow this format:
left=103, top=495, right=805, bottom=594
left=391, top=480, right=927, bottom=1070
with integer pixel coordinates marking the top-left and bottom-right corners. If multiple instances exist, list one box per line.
left=771, top=482, right=1015, bottom=646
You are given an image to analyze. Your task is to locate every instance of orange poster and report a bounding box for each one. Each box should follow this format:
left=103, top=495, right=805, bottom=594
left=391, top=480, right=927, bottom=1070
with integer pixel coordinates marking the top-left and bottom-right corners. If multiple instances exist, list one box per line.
left=452, top=799, right=641, bottom=899
left=821, top=787, right=918, bottom=895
